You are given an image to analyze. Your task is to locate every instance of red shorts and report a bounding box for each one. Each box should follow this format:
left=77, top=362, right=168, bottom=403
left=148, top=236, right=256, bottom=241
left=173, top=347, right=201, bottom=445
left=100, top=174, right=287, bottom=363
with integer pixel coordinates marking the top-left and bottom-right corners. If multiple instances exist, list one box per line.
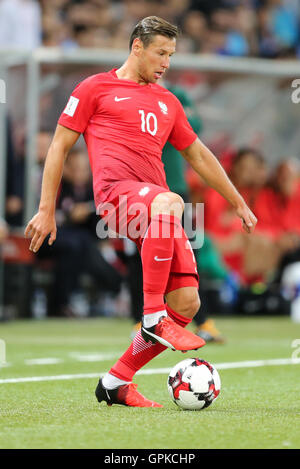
left=97, top=180, right=199, bottom=293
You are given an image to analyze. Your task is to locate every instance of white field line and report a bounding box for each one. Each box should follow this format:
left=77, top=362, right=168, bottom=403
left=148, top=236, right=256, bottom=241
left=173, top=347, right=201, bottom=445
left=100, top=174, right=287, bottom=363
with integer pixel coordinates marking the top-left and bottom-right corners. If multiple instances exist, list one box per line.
left=1, top=352, right=122, bottom=368
left=68, top=352, right=121, bottom=362
left=0, top=357, right=299, bottom=384
left=24, top=358, right=64, bottom=366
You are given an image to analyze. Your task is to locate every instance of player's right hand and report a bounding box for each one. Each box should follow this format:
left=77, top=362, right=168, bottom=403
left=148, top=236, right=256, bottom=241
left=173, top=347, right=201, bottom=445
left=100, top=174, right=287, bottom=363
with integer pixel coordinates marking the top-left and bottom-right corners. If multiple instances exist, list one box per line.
left=24, top=210, right=57, bottom=253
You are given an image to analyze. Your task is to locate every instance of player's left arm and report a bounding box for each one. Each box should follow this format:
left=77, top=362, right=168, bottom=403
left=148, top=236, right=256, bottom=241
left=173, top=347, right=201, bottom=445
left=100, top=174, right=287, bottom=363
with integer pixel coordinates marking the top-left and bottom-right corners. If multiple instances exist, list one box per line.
left=180, top=138, right=257, bottom=234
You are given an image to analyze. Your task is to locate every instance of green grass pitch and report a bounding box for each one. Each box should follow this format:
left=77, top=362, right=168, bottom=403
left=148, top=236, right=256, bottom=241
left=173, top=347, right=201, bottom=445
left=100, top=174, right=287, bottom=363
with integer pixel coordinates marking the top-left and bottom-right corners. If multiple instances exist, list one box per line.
left=0, top=316, right=300, bottom=449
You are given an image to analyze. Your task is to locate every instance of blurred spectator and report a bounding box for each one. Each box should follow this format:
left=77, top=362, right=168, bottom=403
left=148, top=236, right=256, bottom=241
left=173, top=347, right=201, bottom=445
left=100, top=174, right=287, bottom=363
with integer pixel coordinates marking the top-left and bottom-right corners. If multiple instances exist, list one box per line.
left=36, top=129, right=53, bottom=166
left=0, top=0, right=42, bottom=50
left=204, top=147, right=268, bottom=284
left=227, top=147, right=268, bottom=208
left=257, top=0, right=299, bottom=58
left=0, top=217, right=9, bottom=313
left=180, top=10, right=208, bottom=53
left=253, top=159, right=300, bottom=274
left=233, top=158, right=300, bottom=317
left=209, top=7, right=250, bottom=56
left=37, top=148, right=123, bottom=316
left=5, top=116, right=24, bottom=227
left=3, top=0, right=293, bottom=58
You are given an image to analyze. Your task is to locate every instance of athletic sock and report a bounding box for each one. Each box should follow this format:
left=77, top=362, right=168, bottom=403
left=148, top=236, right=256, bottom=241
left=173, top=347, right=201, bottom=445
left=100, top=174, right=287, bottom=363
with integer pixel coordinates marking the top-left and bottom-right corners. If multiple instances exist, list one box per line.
left=165, top=304, right=192, bottom=328
left=109, top=330, right=166, bottom=382
left=141, top=213, right=181, bottom=320
left=109, top=305, right=192, bottom=383
left=102, top=373, right=130, bottom=390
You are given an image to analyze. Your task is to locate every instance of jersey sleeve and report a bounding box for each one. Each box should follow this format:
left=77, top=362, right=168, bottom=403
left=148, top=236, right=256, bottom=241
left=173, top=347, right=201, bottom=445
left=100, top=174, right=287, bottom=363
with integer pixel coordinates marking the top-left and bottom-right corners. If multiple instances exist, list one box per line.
left=167, top=97, right=198, bottom=151
left=58, top=76, right=98, bottom=134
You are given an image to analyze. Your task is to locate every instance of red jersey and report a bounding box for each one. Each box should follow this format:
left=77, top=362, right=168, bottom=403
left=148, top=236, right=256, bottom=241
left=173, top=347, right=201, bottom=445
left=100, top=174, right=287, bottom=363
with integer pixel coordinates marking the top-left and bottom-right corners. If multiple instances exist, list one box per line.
left=58, top=69, right=197, bottom=207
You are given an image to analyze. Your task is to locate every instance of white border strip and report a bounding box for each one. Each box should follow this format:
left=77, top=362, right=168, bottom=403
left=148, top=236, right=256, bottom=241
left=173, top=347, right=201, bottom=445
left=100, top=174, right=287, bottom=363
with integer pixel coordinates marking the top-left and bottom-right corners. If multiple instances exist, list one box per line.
left=0, top=358, right=299, bottom=384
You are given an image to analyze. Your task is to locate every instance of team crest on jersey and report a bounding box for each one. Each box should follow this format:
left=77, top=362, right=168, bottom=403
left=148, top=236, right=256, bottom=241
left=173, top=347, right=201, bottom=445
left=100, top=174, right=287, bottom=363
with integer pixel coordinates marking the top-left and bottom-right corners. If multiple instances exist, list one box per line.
left=158, top=101, right=168, bottom=115
left=139, top=186, right=150, bottom=196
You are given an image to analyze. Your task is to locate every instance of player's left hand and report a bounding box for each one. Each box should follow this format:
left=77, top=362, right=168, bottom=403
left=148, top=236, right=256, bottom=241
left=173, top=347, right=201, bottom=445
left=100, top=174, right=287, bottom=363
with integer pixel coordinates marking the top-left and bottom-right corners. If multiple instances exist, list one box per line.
left=24, top=210, right=57, bottom=253
left=236, top=205, right=257, bottom=234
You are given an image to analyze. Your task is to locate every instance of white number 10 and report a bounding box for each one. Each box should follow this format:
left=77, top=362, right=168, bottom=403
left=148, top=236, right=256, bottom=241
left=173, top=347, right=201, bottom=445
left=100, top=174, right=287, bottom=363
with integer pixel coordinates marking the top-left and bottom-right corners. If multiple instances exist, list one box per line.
left=139, top=110, right=157, bottom=136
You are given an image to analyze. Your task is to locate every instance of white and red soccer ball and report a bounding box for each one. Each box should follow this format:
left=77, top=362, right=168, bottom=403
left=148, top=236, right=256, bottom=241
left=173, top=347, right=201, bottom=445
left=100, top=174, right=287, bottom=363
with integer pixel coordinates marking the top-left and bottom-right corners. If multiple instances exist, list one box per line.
left=167, top=358, right=221, bottom=410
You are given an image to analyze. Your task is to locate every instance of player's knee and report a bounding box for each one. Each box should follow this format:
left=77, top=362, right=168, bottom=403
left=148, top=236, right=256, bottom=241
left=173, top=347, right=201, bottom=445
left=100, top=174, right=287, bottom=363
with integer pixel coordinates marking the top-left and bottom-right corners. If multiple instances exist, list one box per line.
left=151, top=192, right=185, bottom=219
left=180, top=294, right=201, bottom=319
left=168, top=290, right=201, bottom=319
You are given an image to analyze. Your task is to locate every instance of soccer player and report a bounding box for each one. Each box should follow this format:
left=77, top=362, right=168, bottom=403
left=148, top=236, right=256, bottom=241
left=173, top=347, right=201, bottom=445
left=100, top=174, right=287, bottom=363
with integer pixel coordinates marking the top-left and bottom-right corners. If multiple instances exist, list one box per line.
left=25, top=16, right=257, bottom=408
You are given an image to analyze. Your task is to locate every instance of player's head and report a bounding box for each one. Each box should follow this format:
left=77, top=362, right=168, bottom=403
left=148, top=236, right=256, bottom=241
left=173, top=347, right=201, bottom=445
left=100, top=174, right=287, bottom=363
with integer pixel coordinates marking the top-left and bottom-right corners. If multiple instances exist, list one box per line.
left=129, top=16, right=179, bottom=84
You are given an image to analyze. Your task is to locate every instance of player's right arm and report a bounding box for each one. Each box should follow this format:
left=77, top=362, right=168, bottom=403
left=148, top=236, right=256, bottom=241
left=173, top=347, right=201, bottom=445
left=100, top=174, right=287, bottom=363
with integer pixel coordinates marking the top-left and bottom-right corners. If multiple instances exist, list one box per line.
left=24, top=124, right=80, bottom=253
left=168, top=96, right=257, bottom=234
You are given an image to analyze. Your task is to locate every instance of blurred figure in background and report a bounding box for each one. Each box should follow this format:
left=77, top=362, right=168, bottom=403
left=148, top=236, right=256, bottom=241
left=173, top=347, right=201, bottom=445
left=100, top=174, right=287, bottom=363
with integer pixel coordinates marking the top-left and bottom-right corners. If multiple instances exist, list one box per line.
left=0, top=218, right=9, bottom=244
left=257, top=0, right=299, bottom=58
left=161, top=80, right=203, bottom=202
left=0, top=0, right=41, bottom=50
left=207, top=6, right=251, bottom=56
left=5, top=116, right=23, bottom=227
left=193, top=148, right=296, bottom=317
left=14, top=0, right=298, bottom=57
left=180, top=9, right=208, bottom=53
left=254, top=158, right=300, bottom=282
left=37, top=148, right=123, bottom=316
left=204, top=147, right=268, bottom=285
left=234, top=157, right=300, bottom=319
left=0, top=218, right=8, bottom=316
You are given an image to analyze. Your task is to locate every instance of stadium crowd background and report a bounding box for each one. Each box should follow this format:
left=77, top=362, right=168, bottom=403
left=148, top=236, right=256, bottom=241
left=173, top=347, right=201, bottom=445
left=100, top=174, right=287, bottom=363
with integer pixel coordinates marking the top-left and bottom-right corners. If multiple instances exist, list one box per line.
left=1, top=0, right=300, bottom=333
left=0, top=0, right=300, bottom=57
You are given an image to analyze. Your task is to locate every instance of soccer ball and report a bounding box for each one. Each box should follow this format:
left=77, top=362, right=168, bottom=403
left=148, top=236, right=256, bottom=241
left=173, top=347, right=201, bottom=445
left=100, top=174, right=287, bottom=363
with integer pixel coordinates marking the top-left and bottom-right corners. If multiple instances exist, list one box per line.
left=167, top=358, right=221, bottom=410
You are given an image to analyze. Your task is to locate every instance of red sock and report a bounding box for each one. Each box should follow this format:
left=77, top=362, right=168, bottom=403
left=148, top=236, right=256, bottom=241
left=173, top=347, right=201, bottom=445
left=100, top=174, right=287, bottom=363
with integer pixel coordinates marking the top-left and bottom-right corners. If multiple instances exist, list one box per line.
left=165, top=304, right=192, bottom=328
left=141, top=213, right=181, bottom=315
left=109, top=305, right=192, bottom=382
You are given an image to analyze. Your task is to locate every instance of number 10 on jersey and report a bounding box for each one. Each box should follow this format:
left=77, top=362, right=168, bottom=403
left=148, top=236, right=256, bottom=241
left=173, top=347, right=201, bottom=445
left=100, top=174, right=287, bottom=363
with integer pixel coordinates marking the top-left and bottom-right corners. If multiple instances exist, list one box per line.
left=139, top=110, right=158, bottom=136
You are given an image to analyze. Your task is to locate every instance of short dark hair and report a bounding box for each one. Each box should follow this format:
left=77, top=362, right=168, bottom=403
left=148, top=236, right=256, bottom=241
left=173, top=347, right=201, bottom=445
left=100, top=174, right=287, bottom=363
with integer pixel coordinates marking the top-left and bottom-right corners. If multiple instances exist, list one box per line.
left=129, top=16, right=179, bottom=50
left=234, top=147, right=265, bottom=165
